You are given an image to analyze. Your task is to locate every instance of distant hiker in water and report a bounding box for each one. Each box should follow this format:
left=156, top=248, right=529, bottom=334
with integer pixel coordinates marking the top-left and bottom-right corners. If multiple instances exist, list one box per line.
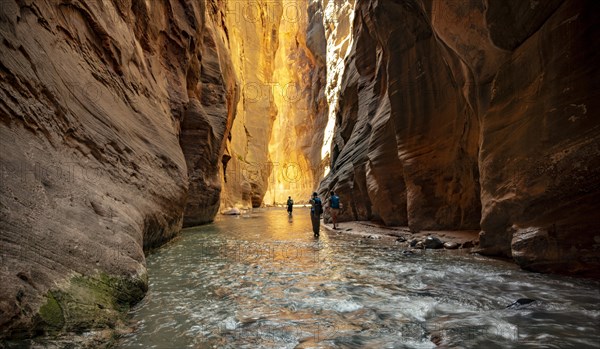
left=327, top=191, right=341, bottom=229
left=286, top=196, right=294, bottom=215
left=309, top=192, right=323, bottom=237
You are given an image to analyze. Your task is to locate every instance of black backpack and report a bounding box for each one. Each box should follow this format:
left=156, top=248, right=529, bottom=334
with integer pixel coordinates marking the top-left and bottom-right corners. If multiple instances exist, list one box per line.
left=314, top=197, right=323, bottom=215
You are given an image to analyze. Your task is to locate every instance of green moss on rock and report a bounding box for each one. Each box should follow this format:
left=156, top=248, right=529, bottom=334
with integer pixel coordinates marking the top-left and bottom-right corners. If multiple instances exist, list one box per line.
left=36, top=271, right=147, bottom=334
left=38, top=293, right=65, bottom=330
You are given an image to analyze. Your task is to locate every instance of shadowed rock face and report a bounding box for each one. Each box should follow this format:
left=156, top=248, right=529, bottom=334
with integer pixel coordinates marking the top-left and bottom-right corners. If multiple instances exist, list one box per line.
left=321, top=0, right=481, bottom=230
left=320, top=0, right=600, bottom=276
left=180, top=16, right=238, bottom=227
left=478, top=0, right=600, bottom=276
left=0, top=0, right=236, bottom=337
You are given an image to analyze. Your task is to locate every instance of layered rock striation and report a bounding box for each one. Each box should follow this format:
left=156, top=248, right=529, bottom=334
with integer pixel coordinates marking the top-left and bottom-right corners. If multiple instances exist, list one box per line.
left=218, top=0, right=282, bottom=209
left=264, top=0, right=328, bottom=205
left=320, top=0, right=600, bottom=276
left=1, top=0, right=598, bottom=341
left=220, top=0, right=328, bottom=208
left=0, top=0, right=236, bottom=337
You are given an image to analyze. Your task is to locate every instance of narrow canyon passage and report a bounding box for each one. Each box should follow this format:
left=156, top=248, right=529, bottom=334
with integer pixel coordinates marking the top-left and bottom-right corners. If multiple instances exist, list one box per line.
left=1, top=0, right=599, bottom=345
left=116, top=209, right=600, bottom=348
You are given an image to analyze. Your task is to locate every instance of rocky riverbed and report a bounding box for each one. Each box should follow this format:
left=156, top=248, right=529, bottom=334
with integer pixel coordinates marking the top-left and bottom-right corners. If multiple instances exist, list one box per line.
left=321, top=221, right=479, bottom=251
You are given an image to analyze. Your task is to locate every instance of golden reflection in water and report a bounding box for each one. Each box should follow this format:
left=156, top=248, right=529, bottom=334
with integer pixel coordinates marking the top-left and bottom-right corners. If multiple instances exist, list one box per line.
left=118, top=209, right=600, bottom=348
left=224, top=209, right=339, bottom=281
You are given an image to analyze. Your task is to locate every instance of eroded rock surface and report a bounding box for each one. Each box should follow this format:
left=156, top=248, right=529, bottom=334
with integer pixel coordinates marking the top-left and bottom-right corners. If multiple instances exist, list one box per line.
left=320, top=0, right=599, bottom=276
left=218, top=0, right=282, bottom=209
left=220, top=0, right=328, bottom=208
left=476, top=0, right=600, bottom=275
left=0, top=0, right=236, bottom=336
left=321, top=0, right=481, bottom=230
left=265, top=0, right=328, bottom=205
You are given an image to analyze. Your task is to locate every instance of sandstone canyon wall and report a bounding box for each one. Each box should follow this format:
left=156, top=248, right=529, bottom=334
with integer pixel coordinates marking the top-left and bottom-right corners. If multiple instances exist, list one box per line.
left=320, top=0, right=356, bottom=177
left=218, top=0, right=281, bottom=209
left=1, top=0, right=598, bottom=341
left=320, top=0, right=599, bottom=276
left=220, top=0, right=328, bottom=208
left=264, top=0, right=328, bottom=205
left=0, top=0, right=236, bottom=337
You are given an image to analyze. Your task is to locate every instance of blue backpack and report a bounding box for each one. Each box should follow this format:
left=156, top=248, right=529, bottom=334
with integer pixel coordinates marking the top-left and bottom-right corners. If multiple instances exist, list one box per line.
left=330, top=195, right=340, bottom=209
left=313, top=197, right=323, bottom=215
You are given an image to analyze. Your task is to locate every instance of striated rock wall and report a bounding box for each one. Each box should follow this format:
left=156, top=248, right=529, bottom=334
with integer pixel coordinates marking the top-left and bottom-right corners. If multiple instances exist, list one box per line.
left=475, top=0, right=600, bottom=275
left=180, top=2, right=239, bottom=227
left=321, top=0, right=481, bottom=229
left=221, top=0, right=328, bottom=208
left=0, top=0, right=236, bottom=337
left=264, top=0, right=328, bottom=205
left=320, top=0, right=600, bottom=276
left=320, top=0, right=355, bottom=169
left=219, top=0, right=281, bottom=209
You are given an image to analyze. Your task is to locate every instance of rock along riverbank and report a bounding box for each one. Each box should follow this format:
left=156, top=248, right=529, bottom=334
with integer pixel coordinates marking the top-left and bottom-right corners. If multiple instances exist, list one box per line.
left=321, top=220, right=480, bottom=252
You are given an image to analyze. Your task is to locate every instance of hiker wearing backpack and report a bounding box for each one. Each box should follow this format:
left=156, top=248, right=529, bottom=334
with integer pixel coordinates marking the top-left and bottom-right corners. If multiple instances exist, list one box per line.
left=327, top=191, right=341, bottom=229
left=309, top=192, right=323, bottom=237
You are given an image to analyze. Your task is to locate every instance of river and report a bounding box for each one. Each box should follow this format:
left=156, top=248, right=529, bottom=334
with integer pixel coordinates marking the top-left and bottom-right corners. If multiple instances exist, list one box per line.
left=117, top=208, right=600, bottom=348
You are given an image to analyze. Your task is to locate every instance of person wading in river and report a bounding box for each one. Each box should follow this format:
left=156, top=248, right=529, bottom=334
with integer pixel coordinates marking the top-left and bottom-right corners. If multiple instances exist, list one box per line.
left=309, top=192, right=323, bottom=237
left=327, top=191, right=341, bottom=229
left=286, top=196, right=294, bottom=215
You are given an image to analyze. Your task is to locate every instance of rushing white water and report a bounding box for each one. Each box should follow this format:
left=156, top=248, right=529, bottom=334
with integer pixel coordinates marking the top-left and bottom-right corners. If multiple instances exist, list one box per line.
left=118, top=208, right=600, bottom=348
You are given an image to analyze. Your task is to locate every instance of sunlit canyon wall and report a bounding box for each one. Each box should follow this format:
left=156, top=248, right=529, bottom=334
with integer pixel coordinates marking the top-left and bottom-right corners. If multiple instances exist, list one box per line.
left=221, top=0, right=327, bottom=208
left=264, top=0, right=328, bottom=205
left=0, top=0, right=237, bottom=336
left=320, top=0, right=600, bottom=276
left=218, top=0, right=280, bottom=209
left=320, top=0, right=355, bottom=177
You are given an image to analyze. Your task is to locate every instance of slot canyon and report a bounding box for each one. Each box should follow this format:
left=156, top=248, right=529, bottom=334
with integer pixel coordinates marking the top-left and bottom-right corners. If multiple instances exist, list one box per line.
left=1, top=0, right=599, bottom=346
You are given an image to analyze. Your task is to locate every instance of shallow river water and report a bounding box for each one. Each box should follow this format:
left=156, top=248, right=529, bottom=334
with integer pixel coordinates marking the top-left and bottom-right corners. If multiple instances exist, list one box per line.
left=117, top=208, right=600, bottom=348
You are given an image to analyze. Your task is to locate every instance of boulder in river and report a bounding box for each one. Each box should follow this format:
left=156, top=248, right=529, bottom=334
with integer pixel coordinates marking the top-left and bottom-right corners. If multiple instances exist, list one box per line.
left=221, top=207, right=241, bottom=215
left=444, top=242, right=459, bottom=250
left=462, top=241, right=476, bottom=249
left=424, top=236, right=444, bottom=249
left=506, top=298, right=536, bottom=309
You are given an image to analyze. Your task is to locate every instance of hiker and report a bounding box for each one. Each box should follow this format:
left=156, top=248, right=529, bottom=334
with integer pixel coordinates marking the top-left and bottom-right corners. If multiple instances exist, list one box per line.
left=286, top=196, right=294, bottom=215
left=328, top=191, right=341, bottom=229
left=309, top=192, right=323, bottom=237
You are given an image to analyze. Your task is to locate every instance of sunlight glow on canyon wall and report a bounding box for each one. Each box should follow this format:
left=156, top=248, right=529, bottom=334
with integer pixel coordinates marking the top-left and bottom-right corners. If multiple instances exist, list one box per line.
left=320, top=0, right=356, bottom=176
left=264, top=0, right=328, bottom=205
left=221, top=0, right=328, bottom=208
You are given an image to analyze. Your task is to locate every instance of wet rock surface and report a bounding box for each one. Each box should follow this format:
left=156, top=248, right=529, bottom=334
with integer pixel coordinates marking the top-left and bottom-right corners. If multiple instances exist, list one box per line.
left=321, top=221, right=479, bottom=253
left=444, top=242, right=459, bottom=250
left=423, top=236, right=444, bottom=249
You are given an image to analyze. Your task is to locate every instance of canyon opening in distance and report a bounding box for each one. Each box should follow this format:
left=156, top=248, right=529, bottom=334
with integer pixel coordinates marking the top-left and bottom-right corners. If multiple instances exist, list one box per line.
left=0, top=0, right=599, bottom=347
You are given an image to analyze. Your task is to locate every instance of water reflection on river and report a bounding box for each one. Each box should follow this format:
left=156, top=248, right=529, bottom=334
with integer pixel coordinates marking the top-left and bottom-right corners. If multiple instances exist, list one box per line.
left=117, top=208, right=600, bottom=348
